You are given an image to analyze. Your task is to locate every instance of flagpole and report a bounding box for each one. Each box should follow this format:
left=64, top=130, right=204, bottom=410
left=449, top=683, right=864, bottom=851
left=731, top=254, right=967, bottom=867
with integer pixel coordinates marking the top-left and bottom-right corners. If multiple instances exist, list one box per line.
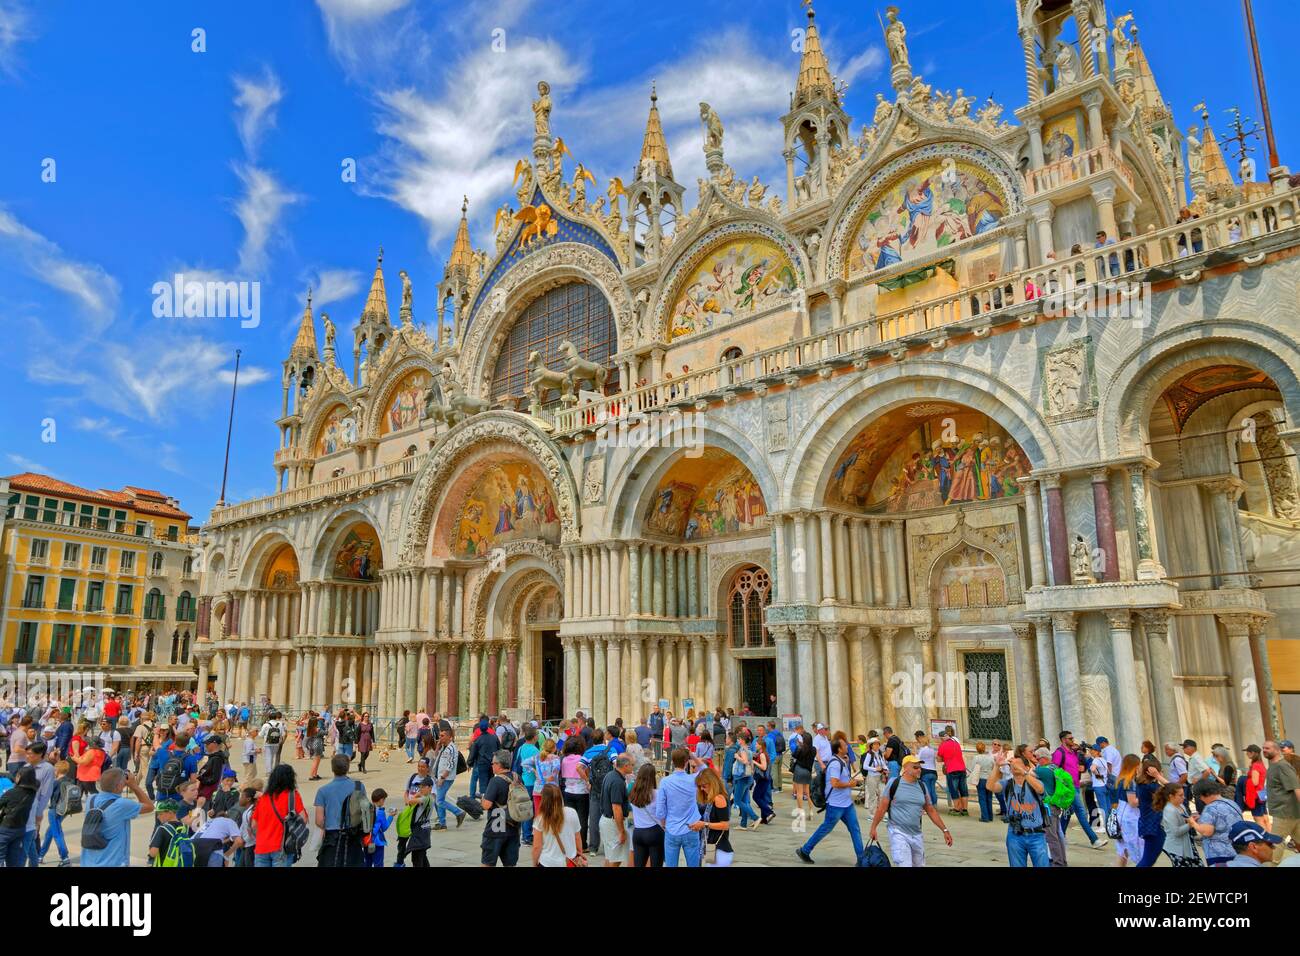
left=1241, top=0, right=1279, bottom=170
left=218, top=349, right=241, bottom=507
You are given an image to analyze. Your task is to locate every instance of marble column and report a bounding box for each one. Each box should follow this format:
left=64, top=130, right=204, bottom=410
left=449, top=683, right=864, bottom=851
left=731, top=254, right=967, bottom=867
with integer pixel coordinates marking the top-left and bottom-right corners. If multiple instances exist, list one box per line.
left=376, top=645, right=388, bottom=718
left=824, top=625, right=851, bottom=734
left=593, top=637, right=607, bottom=726
left=627, top=636, right=643, bottom=721
left=793, top=514, right=810, bottom=604
left=394, top=645, right=407, bottom=713
left=1203, top=478, right=1248, bottom=586
left=1029, top=616, right=1059, bottom=739
left=1220, top=615, right=1267, bottom=749
left=835, top=516, right=851, bottom=603
left=819, top=514, right=836, bottom=603
left=579, top=638, right=594, bottom=718
left=916, top=627, right=936, bottom=680
left=686, top=549, right=699, bottom=617
left=878, top=627, right=898, bottom=729
left=1106, top=610, right=1143, bottom=754
left=314, top=648, right=329, bottom=710
left=480, top=643, right=495, bottom=714
left=348, top=651, right=360, bottom=707
left=890, top=521, right=909, bottom=605
left=425, top=641, right=438, bottom=715
left=687, top=640, right=701, bottom=707
left=661, top=638, right=676, bottom=707
left=794, top=625, right=816, bottom=722
left=774, top=627, right=794, bottom=717
left=869, top=521, right=886, bottom=605
left=861, top=627, right=884, bottom=732
left=705, top=636, right=721, bottom=708
left=301, top=648, right=316, bottom=711
left=811, top=626, right=829, bottom=724
left=1009, top=623, right=1041, bottom=741
left=1248, top=619, right=1279, bottom=738
left=1044, top=474, right=1071, bottom=586
left=195, top=653, right=211, bottom=700
left=1020, top=478, right=1048, bottom=588
left=1091, top=469, right=1120, bottom=582
left=665, top=549, right=678, bottom=618
left=439, top=643, right=456, bottom=716
left=1051, top=612, right=1084, bottom=734
left=628, top=544, right=641, bottom=615
left=848, top=519, right=865, bottom=605
left=562, top=637, right=578, bottom=716
left=652, top=547, right=666, bottom=617
left=277, top=650, right=291, bottom=709
left=606, top=637, right=623, bottom=723
left=774, top=516, right=790, bottom=603
left=506, top=643, right=519, bottom=709
left=404, top=643, right=419, bottom=711
left=1127, top=463, right=1166, bottom=579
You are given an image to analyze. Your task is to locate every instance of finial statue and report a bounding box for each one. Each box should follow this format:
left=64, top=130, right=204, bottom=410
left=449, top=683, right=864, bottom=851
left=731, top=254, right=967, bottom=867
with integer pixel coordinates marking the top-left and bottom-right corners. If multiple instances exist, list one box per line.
left=306, top=287, right=312, bottom=310
left=699, top=102, right=724, bottom=152
left=1186, top=125, right=1204, bottom=176
left=399, top=269, right=412, bottom=310
left=1052, top=40, right=1080, bottom=86
left=533, top=81, right=552, bottom=139
left=1112, top=13, right=1134, bottom=72
left=323, top=313, right=336, bottom=354
left=873, top=91, right=893, bottom=126
left=884, top=6, right=909, bottom=71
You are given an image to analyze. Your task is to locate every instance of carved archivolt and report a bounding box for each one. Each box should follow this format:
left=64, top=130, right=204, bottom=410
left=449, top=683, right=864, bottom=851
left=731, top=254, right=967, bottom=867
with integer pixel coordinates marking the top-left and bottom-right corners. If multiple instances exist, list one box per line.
left=465, top=545, right=566, bottom=640
left=459, top=242, right=633, bottom=393
left=361, top=346, right=439, bottom=440
left=397, top=413, right=581, bottom=565
left=910, top=513, right=1022, bottom=608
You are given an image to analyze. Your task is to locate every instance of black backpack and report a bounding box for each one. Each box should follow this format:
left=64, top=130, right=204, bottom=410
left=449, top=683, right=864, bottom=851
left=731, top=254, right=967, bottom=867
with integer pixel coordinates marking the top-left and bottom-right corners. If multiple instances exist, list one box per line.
left=55, top=778, right=83, bottom=817
left=587, top=750, right=614, bottom=797
left=455, top=749, right=468, bottom=775
left=157, top=749, right=186, bottom=794
left=81, top=793, right=119, bottom=850
left=811, top=756, right=846, bottom=813
left=265, top=722, right=283, bottom=746
left=499, top=726, right=518, bottom=751
left=271, top=789, right=309, bottom=862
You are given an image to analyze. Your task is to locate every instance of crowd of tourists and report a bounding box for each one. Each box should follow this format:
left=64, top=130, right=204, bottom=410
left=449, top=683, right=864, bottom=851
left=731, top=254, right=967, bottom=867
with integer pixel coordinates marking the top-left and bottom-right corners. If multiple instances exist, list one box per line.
left=2, top=688, right=1298, bottom=869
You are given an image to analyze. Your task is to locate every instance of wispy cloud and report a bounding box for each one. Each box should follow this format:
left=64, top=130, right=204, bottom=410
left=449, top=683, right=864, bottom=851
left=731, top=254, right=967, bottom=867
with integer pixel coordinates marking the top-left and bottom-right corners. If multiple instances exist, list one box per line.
left=305, top=268, right=364, bottom=309
left=0, top=0, right=33, bottom=78
left=233, top=164, right=300, bottom=274
left=0, top=204, right=120, bottom=327
left=74, top=416, right=127, bottom=441
left=6, top=453, right=56, bottom=477
left=232, top=68, right=284, bottom=159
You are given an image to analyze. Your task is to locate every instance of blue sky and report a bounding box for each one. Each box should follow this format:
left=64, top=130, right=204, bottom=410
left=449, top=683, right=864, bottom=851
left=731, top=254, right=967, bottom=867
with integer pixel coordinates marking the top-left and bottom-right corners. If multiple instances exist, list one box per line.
left=1, top=0, right=1294, bottom=520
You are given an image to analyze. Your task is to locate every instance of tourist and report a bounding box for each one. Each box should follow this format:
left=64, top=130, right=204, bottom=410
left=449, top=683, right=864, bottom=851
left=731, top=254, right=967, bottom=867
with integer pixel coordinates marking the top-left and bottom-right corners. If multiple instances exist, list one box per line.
left=194, top=734, right=228, bottom=803
left=658, top=746, right=704, bottom=867
left=796, top=735, right=864, bottom=864
left=365, top=789, right=391, bottom=867
left=1086, top=742, right=1112, bottom=828
left=790, top=726, right=815, bottom=820
left=870, top=755, right=953, bottom=867
left=305, top=714, right=325, bottom=780
left=402, top=710, right=417, bottom=761
left=130, top=711, right=156, bottom=774
left=696, top=767, right=733, bottom=866
left=1053, top=731, right=1106, bottom=849
left=1156, top=783, right=1200, bottom=866
left=335, top=709, right=359, bottom=763
left=598, top=753, right=634, bottom=867
left=1164, top=741, right=1188, bottom=787
left=479, top=749, right=520, bottom=867
left=314, top=753, right=366, bottom=867
left=532, top=783, right=585, bottom=867
left=5, top=716, right=31, bottom=774
left=250, top=763, right=306, bottom=867
left=294, top=713, right=307, bottom=760
left=356, top=713, right=374, bottom=772
left=937, top=728, right=968, bottom=816
left=1242, top=744, right=1269, bottom=826
left=258, top=710, right=286, bottom=775
left=404, top=776, right=434, bottom=867
left=1263, top=739, right=1300, bottom=861
left=1134, top=755, right=1169, bottom=867
left=468, top=718, right=496, bottom=800
left=0, top=766, right=37, bottom=866
left=240, top=725, right=259, bottom=785
left=752, top=737, right=775, bottom=824
left=81, top=769, right=155, bottom=867
left=629, top=763, right=664, bottom=866
left=514, top=725, right=540, bottom=845
left=432, top=728, right=466, bottom=829
left=765, top=721, right=786, bottom=792
left=1189, top=776, right=1243, bottom=866
left=37, top=758, right=74, bottom=866
left=881, top=726, right=905, bottom=780
left=668, top=717, right=688, bottom=773
left=647, top=707, right=665, bottom=763
left=731, top=734, right=758, bottom=829
left=1226, top=820, right=1283, bottom=867
left=915, top=734, right=940, bottom=804
left=527, top=737, right=560, bottom=817
left=988, top=743, right=1049, bottom=867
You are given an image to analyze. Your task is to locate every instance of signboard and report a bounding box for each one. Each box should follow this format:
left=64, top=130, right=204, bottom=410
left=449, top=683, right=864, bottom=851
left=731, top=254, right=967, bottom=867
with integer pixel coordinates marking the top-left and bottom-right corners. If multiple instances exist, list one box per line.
left=782, top=713, right=803, bottom=734
left=658, top=698, right=670, bottom=711
left=930, top=717, right=958, bottom=740
left=681, top=698, right=695, bottom=712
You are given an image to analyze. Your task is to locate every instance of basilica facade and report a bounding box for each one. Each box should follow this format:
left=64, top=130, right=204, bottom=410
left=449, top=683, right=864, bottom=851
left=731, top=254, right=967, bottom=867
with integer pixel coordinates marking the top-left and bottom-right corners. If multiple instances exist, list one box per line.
left=196, top=0, right=1300, bottom=755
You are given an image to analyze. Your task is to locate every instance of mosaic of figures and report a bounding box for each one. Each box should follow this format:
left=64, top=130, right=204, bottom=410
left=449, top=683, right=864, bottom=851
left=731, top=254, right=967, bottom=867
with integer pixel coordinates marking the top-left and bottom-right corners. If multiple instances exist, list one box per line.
left=828, top=404, right=1030, bottom=513
left=847, top=160, right=1007, bottom=274
left=668, top=238, right=797, bottom=340
left=333, top=524, right=382, bottom=581
left=454, top=460, right=561, bottom=557
left=262, top=545, right=299, bottom=590
left=316, top=404, right=356, bottom=456
left=645, top=455, right=767, bottom=540
left=382, top=370, right=432, bottom=435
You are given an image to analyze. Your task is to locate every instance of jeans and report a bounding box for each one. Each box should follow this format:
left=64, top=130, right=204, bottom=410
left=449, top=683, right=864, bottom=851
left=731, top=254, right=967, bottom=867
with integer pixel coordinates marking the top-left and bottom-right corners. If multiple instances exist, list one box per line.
left=364, top=846, right=385, bottom=867
left=1006, top=830, right=1051, bottom=867
left=1093, top=785, right=1113, bottom=830
left=664, top=829, right=702, bottom=867
left=404, top=738, right=417, bottom=760
left=145, top=763, right=158, bottom=801
left=976, top=780, right=994, bottom=822
left=469, top=765, right=484, bottom=799
left=1059, top=789, right=1100, bottom=843
left=733, top=775, right=757, bottom=827
left=435, top=779, right=463, bottom=827
left=254, top=850, right=292, bottom=867
left=887, top=761, right=901, bottom=782
left=754, top=773, right=774, bottom=822
left=919, top=769, right=939, bottom=804
left=1137, top=830, right=1165, bottom=868
left=40, top=811, right=68, bottom=861
left=337, top=743, right=354, bottom=758
left=0, top=827, right=26, bottom=867
left=800, top=802, right=864, bottom=859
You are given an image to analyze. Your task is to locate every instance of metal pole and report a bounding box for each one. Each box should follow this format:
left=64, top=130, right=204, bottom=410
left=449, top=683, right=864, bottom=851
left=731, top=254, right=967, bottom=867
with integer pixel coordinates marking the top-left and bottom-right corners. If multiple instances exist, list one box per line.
left=218, top=349, right=241, bottom=506
left=1242, top=0, right=1280, bottom=170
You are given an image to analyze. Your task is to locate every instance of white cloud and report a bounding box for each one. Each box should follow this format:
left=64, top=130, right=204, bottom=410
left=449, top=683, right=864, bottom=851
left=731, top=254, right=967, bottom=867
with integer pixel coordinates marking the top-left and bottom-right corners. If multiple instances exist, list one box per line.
left=6, top=453, right=55, bottom=476
left=305, top=268, right=364, bottom=309
left=233, top=164, right=300, bottom=275
left=839, top=45, right=886, bottom=90
left=0, top=0, right=32, bottom=77
left=74, top=417, right=127, bottom=441
left=0, top=204, right=120, bottom=325
left=232, top=68, right=284, bottom=159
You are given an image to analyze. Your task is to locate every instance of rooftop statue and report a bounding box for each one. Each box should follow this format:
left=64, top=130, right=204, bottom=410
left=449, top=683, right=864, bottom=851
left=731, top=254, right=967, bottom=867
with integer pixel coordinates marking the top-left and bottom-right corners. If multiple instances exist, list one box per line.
left=533, top=80, right=552, bottom=139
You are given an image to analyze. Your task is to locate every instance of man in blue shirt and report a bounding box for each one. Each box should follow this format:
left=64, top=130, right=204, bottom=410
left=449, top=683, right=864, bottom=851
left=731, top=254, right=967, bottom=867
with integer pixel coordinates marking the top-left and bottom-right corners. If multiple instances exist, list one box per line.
left=315, top=753, right=366, bottom=867
left=53, top=709, right=74, bottom=759
left=765, top=723, right=785, bottom=792
left=796, top=736, right=865, bottom=864
left=81, top=769, right=155, bottom=867
left=653, top=747, right=705, bottom=867
left=580, top=728, right=611, bottom=854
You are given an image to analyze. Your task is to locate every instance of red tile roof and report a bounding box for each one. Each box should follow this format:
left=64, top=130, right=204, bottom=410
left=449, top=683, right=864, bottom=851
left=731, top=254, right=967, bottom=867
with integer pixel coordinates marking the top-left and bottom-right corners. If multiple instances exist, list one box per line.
left=5, top=472, right=192, bottom=522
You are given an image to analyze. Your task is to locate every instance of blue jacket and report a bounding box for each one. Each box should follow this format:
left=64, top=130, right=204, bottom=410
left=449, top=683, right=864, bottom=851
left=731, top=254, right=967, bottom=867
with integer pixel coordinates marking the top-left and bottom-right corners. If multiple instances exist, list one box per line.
left=149, top=743, right=199, bottom=791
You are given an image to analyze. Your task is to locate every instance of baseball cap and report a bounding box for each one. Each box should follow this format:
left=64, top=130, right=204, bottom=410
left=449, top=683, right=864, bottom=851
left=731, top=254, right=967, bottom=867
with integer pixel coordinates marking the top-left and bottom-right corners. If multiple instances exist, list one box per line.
left=1181, top=739, right=1197, bottom=748
left=1094, top=736, right=1109, bottom=746
left=1228, top=821, right=1282, bottom=846
left=221, top=767, right=238, bottom=778
left=156, top=799, right=181, bottom=814
left=1282, top=740, right=1295, bottom=750
left=813, top=723, right=827, bottom=730
left=901, top=755, right=921, bottom=766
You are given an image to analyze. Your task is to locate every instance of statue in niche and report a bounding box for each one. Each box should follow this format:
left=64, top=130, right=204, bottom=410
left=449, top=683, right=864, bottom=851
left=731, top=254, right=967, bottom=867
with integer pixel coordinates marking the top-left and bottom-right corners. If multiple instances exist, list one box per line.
left=1045, top=345, right=1086, bottom=415
left=1186, top=126, right=1204, bottom=177
left=532, top=80, right=552, bottom=139
left=1070, top=534, right=1097, bottom=584
left=1052, top=40, right=1080, bottom=87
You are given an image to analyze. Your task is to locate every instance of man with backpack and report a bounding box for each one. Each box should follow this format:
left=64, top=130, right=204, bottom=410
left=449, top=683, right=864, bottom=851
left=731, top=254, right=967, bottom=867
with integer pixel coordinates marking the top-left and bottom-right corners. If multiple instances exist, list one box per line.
left=1033, top=746, right=1071, bottom=865
left=479, top=749, right=522, bottom=867
left=988, top=744, right=1050, bottom=867
left=582, top=727, right=612, bottom=855
left=1052, top=731, right=1106, bottom=850
left=868, top=755, right=952, bottom=867
left=314, top=753, right=369, bottom=867
left=148, top=799, right=195, bottom=867
left=766, top=722, right=786, bottom=792
left=258, top=710, right=287, bottom=774
left=648, top=707, right=665, bottom=763
left=432, top=729, right=466, bottom=830
left=496, top=713, right=519, bottom=752
left=467, top=718, right=497, bottom=800
left=795, top=735, right=864, bottom=864
left=150, top=732, right=199, bottom=801
left=81, top=769, right=155, bottom=867
left=881, top=726, right=907, bottom=780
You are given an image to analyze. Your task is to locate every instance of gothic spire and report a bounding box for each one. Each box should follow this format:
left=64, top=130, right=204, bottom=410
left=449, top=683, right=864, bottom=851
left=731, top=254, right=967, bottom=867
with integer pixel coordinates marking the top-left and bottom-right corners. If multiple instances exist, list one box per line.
left=638, top=84, right=674, bottom=181
left=448, top=196, right=474, bottom=270
left=795, top=2, right=837, bottom=107
left=290, top=288, right=318, bottom=361
left=360, top=247, right=390, bottom=325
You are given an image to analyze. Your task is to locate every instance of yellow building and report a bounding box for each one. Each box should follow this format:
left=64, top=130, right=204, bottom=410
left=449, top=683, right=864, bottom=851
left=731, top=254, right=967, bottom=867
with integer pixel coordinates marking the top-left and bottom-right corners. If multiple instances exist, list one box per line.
left=1, top=472, right=200, bottom=690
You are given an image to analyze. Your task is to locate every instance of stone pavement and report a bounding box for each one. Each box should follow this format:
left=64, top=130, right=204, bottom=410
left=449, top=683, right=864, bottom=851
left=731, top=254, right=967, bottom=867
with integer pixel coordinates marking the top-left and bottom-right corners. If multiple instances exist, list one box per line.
left=45, top=746, right=1132, bottom=868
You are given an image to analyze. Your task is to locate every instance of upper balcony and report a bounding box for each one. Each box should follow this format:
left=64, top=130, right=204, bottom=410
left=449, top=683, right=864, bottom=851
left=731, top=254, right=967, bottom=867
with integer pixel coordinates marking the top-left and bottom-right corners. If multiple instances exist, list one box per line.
left=1023, top=144, right=1136, bottom=201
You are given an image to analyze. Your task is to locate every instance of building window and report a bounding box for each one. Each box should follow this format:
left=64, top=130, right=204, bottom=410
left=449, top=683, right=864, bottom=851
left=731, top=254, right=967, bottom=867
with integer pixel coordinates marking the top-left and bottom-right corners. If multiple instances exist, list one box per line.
left=41, top=498, right=58, bottom=522
left=30, top=539, right=49, bottom=562
left=151, top=552, right=164, bottom=574
left=727, top=566, right=772, bottom=648
left=85, top=581, right=104, bottom=612
left=109, top=628, right=131, bottom=665
left=90, top=546, right=107, bottom=570
left=22, top=575, right=44, bottom=609
left=962, top=651, right=1013, bottom=741
left=77, top=626, right=102, bottom=665
left=489, top=282, right=616, bottom=402
left=144, top=588, right=164, bottom=620
left=167, top=525, right=179, bottom=542
left=50, top=625, right=73, bottom=665
left=62, top=542, right=80, bottom=567
left=177, top=591, right=196, bottom=622
left=119, top=551, right=135, bottom=574
left=143, top=629, right=155, bottom=665
left=170, top=631, right=180, bottom=665
left=23, top=495, right=39, bottom=519
left=15, top=622, right=38, bottom=664
left=180, top=631, right=191, bottom=664
left=135, top=521, right=147, bottom=537
left=57, top=578, right=77, bottom=611
left=113, top=510, right=127, bottom=533
left=114, top=584, right=134, bottom=615
left=182, top=555, right=193, bottom=576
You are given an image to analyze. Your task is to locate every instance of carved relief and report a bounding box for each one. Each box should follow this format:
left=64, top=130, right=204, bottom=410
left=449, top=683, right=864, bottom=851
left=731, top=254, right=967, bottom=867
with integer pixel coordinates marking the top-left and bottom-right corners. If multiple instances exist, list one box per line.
left=1041, top=340, right=1095, bottom=419
left=582, top=455, right=605, bottom=505
left=766, top=399, right=789, bottom=453
left=911, top=512, right=1022, bottom=607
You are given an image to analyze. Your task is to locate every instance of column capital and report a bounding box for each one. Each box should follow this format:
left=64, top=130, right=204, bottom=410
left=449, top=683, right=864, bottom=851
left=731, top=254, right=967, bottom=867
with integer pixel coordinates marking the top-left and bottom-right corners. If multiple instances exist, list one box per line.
left=769, top=625, right=793, bottom=643
left=1039, top=472, right=1063, bottom=491
left=1050, top=610, right=1076, bottom=633
left=1089, top=179, right=1117, bottom=204
left=1136, top=608, right=1170, bottom=634
left=1018, top=475, right=1041, bottom=493
left=1089, top=466, right=1111, bottom=483
left=913, top=626, right=934, bottom=643
left=1080, top=89, right=1105, bottom=110
left=792, top=623, right=818, bottom=643
left=818, top=623, right=845, bottom=642
left=1104, top=609, right=1133, bottom=631
left=1009, top=622, right=1033, bottom=641
left=1217, top=613, right=1267, bottom=639
left=876, top=626, right=900, bottom=640
left=1199, top=475, right=1246, bottom=501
